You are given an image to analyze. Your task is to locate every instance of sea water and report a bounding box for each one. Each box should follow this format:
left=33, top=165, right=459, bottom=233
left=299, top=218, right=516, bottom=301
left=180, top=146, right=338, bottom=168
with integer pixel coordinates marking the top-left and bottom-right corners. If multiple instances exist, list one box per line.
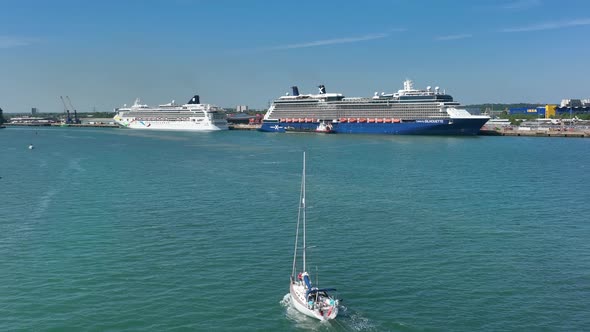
left=1, top=127, right=589, bottom=331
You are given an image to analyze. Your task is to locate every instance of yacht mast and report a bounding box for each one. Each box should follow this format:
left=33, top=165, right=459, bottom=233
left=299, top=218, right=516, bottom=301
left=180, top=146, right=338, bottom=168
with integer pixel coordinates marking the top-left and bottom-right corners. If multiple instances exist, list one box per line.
left=292, top=152, right=306, bottom=277
left=302, top=152, right=306, bottom=272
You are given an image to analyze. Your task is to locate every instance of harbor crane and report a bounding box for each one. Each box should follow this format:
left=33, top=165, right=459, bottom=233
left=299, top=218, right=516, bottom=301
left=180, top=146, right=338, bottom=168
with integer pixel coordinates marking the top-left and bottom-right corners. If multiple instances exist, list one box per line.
left=66, top=96, right=81, bottom=124
left=60, top=96, right=73, bottom=124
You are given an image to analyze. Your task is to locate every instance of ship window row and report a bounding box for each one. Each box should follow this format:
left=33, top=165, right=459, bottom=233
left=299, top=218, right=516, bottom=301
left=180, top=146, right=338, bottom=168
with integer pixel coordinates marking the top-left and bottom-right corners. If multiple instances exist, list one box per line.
left=271, top=107, right=443, bottom=115
left=129, top=117, right=206, bottom=121
left=274, top=103, right=440, bottom=110
left=268, top=110, right=449, bottom=119
left=272, top=109, right=442, bottom=114
left=124, top=112, right=205, bottom=117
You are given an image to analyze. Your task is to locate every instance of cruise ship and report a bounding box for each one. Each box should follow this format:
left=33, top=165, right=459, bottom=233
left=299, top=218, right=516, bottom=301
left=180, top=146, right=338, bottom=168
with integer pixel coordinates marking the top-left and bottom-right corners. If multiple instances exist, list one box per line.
left=260, top=80, right=489, bottom=135
left=113, top=95, right=228, bottom=131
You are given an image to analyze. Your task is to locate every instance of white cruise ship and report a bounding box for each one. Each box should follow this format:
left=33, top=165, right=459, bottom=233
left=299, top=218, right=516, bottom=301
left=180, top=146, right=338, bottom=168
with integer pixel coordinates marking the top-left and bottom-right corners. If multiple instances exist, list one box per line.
left=113, top=95, right=228, bottom=131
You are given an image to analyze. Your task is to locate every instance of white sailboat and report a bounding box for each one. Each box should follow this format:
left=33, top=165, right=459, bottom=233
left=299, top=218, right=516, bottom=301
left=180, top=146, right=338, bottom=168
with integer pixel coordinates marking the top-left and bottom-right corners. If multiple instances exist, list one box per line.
left=289, top=152, right=339, bottom=321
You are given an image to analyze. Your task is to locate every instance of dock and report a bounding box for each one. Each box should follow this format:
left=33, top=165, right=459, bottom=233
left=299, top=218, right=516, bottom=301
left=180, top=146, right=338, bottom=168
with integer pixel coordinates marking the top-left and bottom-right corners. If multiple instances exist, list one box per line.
left=51, top=123, right=120, bottom=128
left=3, top=123, right=119, bottom=128
left=480, top=128, right=590, bottom=138
left=228, top=124, right=261, bottom=130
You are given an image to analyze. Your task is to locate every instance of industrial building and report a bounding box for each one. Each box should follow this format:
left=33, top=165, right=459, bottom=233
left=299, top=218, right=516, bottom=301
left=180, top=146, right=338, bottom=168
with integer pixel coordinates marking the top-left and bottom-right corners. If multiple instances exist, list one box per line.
left=509, top=104, right=590, bottom=118
left=236, top=105, right=249, bottom=112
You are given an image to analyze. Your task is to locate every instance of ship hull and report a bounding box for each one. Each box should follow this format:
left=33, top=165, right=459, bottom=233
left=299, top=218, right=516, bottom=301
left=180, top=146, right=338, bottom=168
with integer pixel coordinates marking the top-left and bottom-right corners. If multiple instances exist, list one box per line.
left=260, top=118, right=488, bottom=135
left=115, top=119, right=228, bottom=131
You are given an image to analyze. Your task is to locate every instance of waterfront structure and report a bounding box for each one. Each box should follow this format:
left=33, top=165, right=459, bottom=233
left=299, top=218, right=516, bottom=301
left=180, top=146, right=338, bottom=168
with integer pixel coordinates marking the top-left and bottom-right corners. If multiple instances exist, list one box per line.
left=260, top=80, right=489, bottom=135
left=113, top=95, right=228, bottom=131
left=509, top=107, right=548, bottom=117
left=8, top=116, right=56, bottom=125
left=561, top=99, right=583, bottom=108
left=236, top=105, right=249, bottom=112
left=510, top=104, right=590, bottom=118
left=482, top=118, right=512, bottom=128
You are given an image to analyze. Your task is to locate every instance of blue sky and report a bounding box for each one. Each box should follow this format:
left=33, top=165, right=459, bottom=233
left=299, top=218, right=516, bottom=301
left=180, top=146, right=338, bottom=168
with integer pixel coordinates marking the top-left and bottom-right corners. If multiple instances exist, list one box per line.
left=1, top=0, right=589, bottom=112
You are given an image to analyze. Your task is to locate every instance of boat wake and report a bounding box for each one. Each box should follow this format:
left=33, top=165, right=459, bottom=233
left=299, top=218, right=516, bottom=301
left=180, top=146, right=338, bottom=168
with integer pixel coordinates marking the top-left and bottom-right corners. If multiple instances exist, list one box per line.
left=280, top=293, right=377, bottom=331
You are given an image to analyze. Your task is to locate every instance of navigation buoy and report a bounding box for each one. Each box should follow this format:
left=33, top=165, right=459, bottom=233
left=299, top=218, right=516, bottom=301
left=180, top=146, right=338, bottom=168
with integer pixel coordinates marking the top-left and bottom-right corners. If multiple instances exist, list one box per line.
left=28, top=144, right=34, bottom=150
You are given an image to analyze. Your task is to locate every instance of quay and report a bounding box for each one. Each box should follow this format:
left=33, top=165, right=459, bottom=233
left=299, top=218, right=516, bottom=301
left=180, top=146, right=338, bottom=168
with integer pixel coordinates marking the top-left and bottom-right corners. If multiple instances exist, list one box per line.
left=3, top=123, right=119, bottom=128
left=480, top=128, right=590, bottom=138
left=3, top=123, right=52, bottom=127
left=228, top=124, right=261, bottom=130
left=51, top=123, right=119, bottom=128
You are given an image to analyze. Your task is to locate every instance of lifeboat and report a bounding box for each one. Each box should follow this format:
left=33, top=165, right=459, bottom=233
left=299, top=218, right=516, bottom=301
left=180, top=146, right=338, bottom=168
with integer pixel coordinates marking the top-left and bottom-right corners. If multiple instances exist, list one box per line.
left=339, top=118, right=348, bottom=123
left=376, top=118, right=384, bottom=123
left=298, top=118, right=305, bottom=123
left=368, top=118, right=376, bottom=123
left=285, top=118, right=292, bottom=123
left=305, top=118, right=312, bottom=123
left=292, top=118, right=299, bottom=123
left=393, top=118, right=401, bottom=123
left=348, top=118, right=357, bottom=123
left=359, top=118, right=367, bottom=123
left=384, top=118, right=392, bottom=123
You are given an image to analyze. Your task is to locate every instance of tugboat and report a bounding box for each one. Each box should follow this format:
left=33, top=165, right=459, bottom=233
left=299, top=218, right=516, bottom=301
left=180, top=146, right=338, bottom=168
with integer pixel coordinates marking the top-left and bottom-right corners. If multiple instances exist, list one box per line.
left=315, top=121, right=333, bottom=133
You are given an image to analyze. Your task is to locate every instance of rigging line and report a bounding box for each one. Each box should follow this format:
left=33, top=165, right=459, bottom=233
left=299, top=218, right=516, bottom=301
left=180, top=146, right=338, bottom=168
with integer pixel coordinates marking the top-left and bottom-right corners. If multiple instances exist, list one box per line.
left=292, top=152, right=305, bottom=277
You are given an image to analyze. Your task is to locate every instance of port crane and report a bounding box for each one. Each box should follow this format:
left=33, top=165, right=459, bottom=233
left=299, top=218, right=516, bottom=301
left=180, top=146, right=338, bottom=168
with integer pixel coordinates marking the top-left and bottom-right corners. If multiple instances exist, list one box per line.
left=66, top=96, right=81, bottom=124
left=59, top=96, right=81, bottom=124
left=60, top=96, right=73, bottom=124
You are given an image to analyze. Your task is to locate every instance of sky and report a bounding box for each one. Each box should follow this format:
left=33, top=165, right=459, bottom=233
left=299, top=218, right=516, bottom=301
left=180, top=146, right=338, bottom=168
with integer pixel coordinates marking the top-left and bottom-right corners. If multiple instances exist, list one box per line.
left=1, top=0, right=589, bottom=113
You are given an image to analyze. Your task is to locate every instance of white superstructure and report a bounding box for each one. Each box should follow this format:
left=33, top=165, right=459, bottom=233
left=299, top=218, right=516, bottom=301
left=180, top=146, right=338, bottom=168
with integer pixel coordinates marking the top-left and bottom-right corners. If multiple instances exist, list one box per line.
left=113, top=95, right=228, bottom=131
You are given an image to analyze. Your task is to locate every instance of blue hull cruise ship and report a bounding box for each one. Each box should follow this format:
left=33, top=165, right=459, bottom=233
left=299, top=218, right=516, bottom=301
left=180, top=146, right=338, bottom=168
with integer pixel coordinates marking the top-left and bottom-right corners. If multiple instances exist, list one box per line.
left=259, top=80, right=489, bottom=135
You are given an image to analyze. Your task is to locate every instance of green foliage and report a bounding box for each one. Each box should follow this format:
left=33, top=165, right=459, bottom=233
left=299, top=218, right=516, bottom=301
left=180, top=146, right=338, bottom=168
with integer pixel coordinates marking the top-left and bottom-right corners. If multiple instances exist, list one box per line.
left=0, top=108, right=5, bottom=125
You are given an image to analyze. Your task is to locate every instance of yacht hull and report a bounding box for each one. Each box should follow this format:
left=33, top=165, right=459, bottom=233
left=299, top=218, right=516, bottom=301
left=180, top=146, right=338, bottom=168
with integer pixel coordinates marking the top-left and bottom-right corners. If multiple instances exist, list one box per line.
left=290, top=282, right=338, bottom=321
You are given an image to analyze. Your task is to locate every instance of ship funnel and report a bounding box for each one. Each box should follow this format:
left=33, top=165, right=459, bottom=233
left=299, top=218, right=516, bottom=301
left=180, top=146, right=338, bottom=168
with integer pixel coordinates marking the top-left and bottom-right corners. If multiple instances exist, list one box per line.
left=188, top=95, right=200, bottom=104
left=318, top=85, right=326, bottom=94
left=291, top=86, right=300, bottom=96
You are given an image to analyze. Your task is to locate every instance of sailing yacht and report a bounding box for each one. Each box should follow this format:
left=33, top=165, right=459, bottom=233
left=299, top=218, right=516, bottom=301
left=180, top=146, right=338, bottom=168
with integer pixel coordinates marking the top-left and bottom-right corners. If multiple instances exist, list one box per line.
left=289, top=152, right=339, bottom=321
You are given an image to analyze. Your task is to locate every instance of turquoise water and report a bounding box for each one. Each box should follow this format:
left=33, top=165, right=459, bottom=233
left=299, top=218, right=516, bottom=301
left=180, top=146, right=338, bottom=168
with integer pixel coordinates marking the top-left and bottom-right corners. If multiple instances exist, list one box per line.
left=1, top=127, right=589, bottom=331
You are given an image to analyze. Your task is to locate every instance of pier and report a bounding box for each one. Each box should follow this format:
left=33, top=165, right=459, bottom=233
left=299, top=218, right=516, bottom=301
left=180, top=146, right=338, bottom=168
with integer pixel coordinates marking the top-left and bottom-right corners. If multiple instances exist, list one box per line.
left=228, top=124, right=261, bottom=130
left=480, top=128, right=590, bottom=138
left=3, top=123, right=119, bottom=128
